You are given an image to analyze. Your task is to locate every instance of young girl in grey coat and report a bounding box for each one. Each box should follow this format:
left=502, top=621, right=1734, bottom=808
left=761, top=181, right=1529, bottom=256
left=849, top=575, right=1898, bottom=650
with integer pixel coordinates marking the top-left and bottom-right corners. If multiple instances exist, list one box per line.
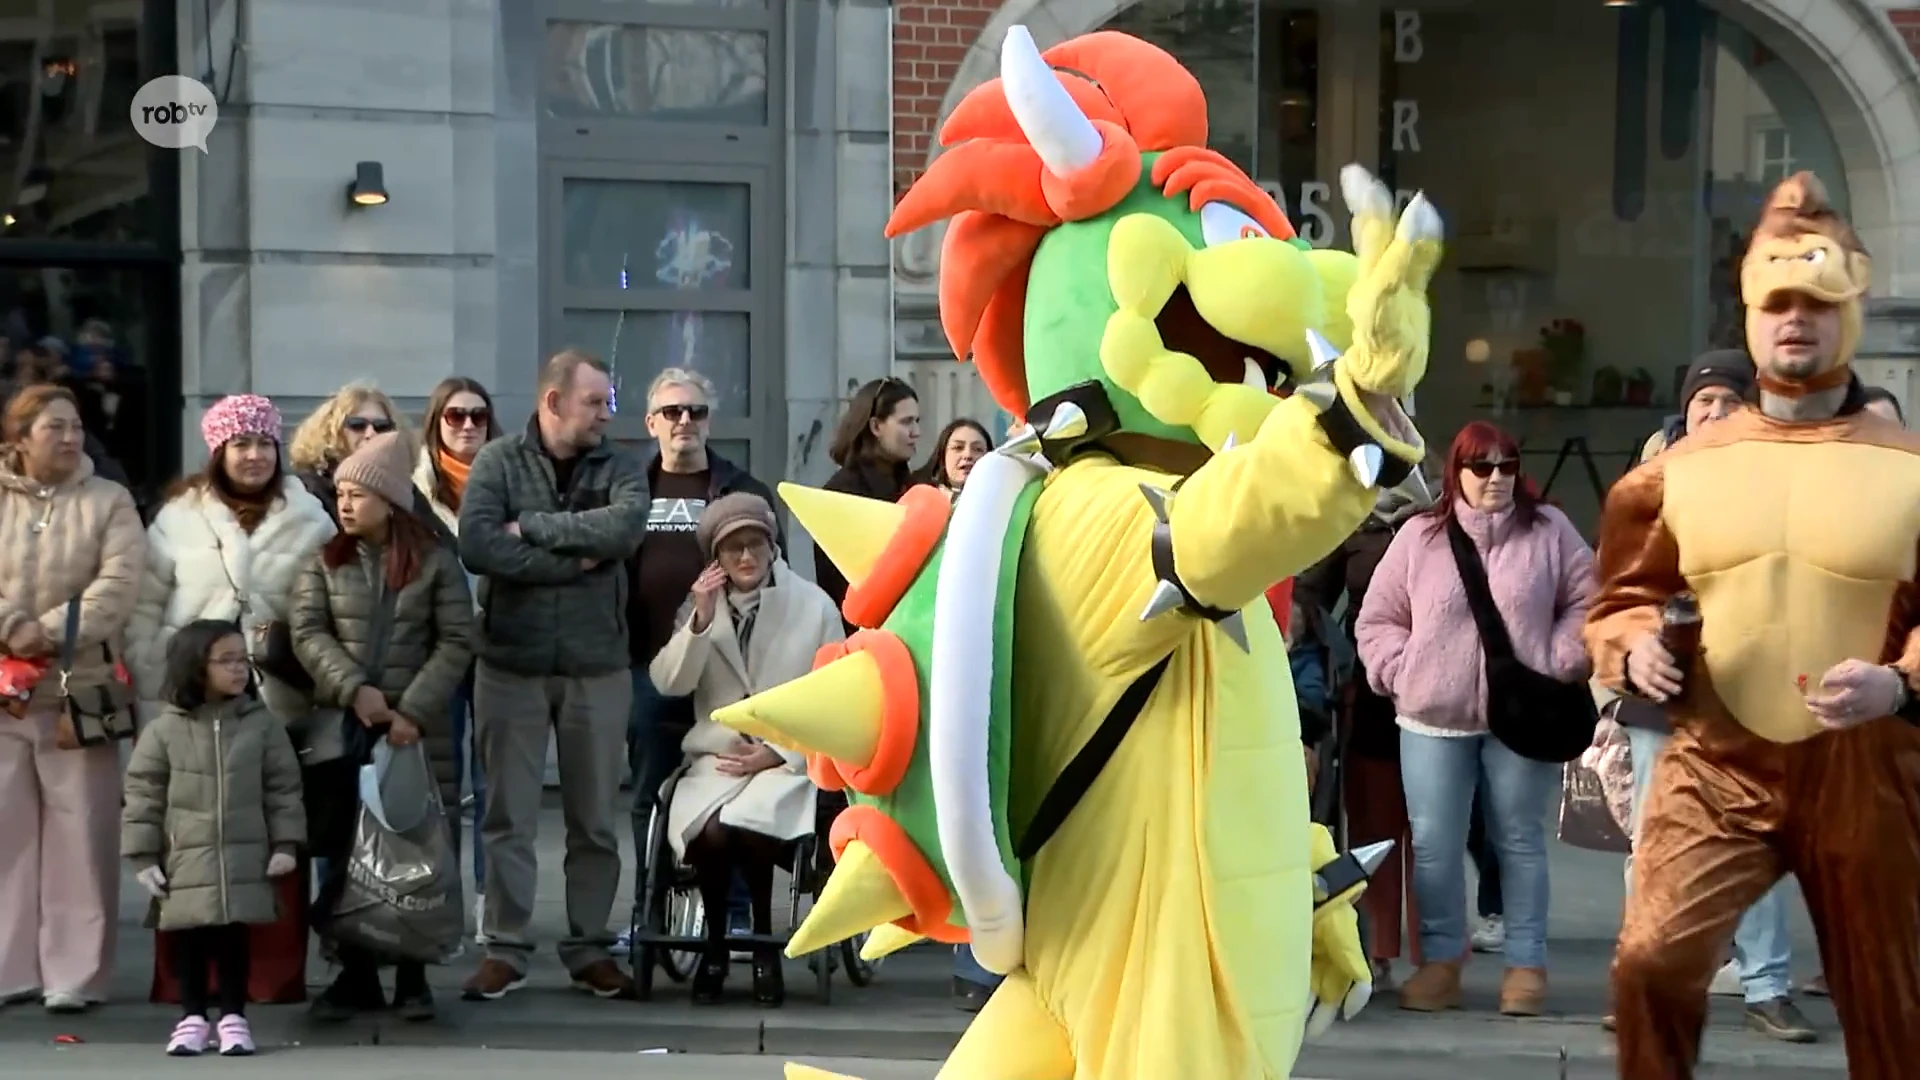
left=122, top=619, right=305, bottom=1057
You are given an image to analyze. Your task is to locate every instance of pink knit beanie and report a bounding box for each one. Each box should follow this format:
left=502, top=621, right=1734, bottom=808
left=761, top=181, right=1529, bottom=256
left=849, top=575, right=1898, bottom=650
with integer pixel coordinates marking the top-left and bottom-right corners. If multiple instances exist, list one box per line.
left=201, top=394, right=283, bottom=453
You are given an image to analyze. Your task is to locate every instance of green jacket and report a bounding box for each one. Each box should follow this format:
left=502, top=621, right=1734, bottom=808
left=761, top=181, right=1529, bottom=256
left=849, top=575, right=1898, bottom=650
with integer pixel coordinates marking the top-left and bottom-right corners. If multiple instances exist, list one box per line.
left=455, top=423, right=648, bottom=677
left=122, top=697, right=305, bottom=931
left=288, top=541, right=475, bottom=797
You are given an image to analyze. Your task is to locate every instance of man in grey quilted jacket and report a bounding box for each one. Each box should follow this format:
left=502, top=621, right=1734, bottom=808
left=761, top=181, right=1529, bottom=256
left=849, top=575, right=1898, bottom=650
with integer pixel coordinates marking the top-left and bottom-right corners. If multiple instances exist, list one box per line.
left=457, top=349, right=648, bottom=1001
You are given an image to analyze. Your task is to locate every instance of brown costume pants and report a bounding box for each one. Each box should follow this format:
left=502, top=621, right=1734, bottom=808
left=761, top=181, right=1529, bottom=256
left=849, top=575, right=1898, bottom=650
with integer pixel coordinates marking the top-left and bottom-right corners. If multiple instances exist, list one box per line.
left=1614, top=710, right=1920, bottom=1079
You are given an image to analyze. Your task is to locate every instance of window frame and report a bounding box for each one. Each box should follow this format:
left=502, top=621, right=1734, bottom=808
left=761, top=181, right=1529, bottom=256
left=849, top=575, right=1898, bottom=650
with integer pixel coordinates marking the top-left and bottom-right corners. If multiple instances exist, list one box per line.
left=542, top=158, right=774, bottom=446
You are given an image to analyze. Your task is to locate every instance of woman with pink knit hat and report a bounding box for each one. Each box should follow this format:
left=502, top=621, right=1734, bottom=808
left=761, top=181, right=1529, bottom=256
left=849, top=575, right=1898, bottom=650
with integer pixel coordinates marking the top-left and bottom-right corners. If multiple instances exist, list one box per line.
left=126, top=393, right=336, bottom=1006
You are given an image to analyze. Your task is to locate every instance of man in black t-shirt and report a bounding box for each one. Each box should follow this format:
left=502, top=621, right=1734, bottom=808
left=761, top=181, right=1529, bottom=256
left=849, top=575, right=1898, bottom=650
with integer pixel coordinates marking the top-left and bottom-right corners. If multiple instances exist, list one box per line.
left=624, top=370, right=782, bottom=944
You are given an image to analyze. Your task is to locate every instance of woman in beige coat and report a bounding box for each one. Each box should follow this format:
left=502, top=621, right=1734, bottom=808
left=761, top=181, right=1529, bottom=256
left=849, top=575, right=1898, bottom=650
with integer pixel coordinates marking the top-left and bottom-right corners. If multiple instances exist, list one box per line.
left=288, top=431, right=474, bottom=1022
left=0, top=384, right=146, bottom=1012
left=650, top=492, right=842, bottom=1006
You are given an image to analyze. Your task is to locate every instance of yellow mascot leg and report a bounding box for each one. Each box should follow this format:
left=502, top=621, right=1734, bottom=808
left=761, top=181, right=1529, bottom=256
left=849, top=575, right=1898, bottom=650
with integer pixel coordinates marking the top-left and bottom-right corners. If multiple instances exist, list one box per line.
left=936, top=971, right=1076, bottom=1080
left=785, top=1065, right=865, bottom=1080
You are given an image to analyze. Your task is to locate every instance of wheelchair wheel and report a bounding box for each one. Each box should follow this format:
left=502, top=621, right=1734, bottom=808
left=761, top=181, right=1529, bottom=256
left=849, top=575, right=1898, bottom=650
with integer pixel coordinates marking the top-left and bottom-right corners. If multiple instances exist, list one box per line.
left=840, top=930, right=878, bottom=987
left=660, top=886, right=702, bottom=982
left=633, top=785, right=702, bottom=993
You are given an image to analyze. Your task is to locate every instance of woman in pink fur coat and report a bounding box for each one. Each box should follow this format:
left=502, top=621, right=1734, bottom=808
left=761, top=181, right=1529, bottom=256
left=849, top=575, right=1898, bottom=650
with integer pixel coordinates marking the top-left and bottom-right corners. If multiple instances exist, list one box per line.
left=1354, top=421, right=1596, bottom=1018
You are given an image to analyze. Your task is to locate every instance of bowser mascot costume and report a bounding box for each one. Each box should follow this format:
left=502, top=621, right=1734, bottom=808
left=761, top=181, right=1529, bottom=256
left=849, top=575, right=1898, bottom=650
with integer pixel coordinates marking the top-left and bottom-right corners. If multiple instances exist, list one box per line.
left=714, top=27, right=1443, bottom=1080
left=1590, top=171, right=1920, bottom=1080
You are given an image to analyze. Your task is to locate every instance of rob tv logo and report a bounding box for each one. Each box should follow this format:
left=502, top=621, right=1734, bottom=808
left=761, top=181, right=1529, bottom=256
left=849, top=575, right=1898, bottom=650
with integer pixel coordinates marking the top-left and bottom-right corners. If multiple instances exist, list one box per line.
left=129, top=76, right=219, bottom=153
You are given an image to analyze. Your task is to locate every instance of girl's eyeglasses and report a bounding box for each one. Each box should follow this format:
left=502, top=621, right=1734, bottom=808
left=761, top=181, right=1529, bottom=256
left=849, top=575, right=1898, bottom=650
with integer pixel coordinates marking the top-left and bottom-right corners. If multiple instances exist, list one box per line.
left=441, top=407, right=491, bottom=428
left=343, top=417, right=395, bottom=435
left=1464, top=459, right=1520, bottom=478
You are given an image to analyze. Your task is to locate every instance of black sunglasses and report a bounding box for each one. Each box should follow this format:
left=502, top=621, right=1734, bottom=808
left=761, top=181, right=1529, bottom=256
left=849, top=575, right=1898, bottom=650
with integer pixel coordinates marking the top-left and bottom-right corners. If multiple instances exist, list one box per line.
left=655, top=403, right=710, bottom=422
left=441, top=406, right=491, bottom=428
left=343, top=417, right=395, bottom=435
left=1464, top=459, right=1520, bottom=478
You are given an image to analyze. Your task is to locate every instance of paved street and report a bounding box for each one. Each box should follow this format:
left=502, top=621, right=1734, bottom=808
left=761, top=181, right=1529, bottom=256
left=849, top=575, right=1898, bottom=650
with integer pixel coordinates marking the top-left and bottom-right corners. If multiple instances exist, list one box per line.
left=0, top=798, right=1849, bottom=1075
left=0, top=1045, right=1829, bottom=1079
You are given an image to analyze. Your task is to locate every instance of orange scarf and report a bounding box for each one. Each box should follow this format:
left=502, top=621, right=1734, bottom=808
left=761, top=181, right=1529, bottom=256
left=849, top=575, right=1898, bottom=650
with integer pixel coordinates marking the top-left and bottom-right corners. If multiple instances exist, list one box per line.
left=436, top=449, right=472, bottom=510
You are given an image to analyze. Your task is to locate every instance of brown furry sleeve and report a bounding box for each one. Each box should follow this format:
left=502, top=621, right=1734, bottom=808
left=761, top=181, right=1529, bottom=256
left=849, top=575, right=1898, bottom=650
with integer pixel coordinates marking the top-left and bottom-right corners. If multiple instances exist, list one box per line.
left=1586, top=458, right=1686, bottom=691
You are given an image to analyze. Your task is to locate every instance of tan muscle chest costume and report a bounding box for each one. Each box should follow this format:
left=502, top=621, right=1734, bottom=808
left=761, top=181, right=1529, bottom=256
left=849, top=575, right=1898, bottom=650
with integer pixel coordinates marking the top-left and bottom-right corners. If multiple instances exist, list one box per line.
left=1588, top=173, right=1920, bottom=1080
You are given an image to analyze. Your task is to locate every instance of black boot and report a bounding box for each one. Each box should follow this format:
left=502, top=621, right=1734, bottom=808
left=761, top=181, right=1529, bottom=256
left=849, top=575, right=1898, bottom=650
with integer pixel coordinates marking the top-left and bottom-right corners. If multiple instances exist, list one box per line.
left=309, top=962, right=385, bottom=1023
left=751, top=950, right=785, bottom=1007
left=690, top=947, right=728, bottom=1005
left=393, top=962, right=436, bottom=1022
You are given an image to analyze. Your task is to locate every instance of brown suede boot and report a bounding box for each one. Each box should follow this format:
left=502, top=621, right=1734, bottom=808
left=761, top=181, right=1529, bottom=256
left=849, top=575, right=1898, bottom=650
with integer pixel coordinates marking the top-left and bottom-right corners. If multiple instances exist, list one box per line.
left=1499, top=966, right=1547, bottom=1017
left=1397, top=960, right=1463, bottom=1012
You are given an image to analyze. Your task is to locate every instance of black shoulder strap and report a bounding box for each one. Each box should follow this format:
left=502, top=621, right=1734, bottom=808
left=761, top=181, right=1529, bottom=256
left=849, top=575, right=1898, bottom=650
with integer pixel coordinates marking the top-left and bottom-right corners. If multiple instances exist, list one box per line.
left=1015, top=653, right=1172, bottom=862
left=57, top=597, right=81, bottom=677
left=1443, top=518, right=1517, bottom=661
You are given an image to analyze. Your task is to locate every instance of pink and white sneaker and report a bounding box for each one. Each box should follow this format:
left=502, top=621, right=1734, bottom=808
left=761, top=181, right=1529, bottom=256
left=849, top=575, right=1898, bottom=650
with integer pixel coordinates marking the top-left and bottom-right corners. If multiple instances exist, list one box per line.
left=166, top=1015, right=211, bottom=1056
left=216, top=1014, right=255, bottom=1056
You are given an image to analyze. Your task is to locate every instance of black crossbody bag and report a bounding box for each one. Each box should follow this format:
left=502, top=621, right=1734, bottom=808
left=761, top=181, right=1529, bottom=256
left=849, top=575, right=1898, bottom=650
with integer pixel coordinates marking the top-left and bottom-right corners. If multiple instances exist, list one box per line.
left=1444, top=518, right=1596, bottom=764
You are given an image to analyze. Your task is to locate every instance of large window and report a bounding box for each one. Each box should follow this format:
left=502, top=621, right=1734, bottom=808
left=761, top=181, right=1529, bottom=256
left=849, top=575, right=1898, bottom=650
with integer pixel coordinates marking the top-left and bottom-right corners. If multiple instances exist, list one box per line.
left=537, top=0, right=781, bottom=474
left=1100, top=0, right=1849, bottom=530
left=0, top=0, right=181, bottom=503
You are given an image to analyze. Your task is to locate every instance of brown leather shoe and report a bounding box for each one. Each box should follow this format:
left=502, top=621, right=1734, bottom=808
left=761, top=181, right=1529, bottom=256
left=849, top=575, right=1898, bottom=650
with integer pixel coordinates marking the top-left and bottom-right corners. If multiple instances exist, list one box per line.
left=570, top=957, right=637, bottom=999
left=1499, top=966, right=1547, bottom=1017
left=1397, top=960, right=1463, bottom=1012
left=1745, top=997, right=1818, bottom=1044
left=460, top=958, right=527, bottom=1001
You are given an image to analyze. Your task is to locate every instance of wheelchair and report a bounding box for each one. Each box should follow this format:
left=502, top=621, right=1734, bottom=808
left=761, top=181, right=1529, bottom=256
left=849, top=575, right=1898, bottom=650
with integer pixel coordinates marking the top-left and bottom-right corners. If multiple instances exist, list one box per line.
left=627, top=770, right=881, bottom=1002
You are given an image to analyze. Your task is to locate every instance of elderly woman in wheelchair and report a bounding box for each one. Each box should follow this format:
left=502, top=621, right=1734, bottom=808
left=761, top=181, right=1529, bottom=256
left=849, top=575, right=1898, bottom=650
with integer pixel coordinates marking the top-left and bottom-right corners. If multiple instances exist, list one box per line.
left=647, top=493, right=845, bottom=1005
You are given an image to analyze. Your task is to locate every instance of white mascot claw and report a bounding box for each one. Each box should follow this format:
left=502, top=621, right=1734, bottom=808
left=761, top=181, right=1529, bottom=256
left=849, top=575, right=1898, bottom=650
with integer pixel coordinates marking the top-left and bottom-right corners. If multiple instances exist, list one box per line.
left=1303, top=978, right=1373, bottom=1041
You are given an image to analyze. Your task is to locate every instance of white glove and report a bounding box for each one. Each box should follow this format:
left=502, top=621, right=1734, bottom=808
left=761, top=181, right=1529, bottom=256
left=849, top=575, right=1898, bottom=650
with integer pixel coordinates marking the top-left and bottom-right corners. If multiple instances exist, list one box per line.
left=135, top=865, right=169, bottom=899
left=266, top=851, right=296, bottom=878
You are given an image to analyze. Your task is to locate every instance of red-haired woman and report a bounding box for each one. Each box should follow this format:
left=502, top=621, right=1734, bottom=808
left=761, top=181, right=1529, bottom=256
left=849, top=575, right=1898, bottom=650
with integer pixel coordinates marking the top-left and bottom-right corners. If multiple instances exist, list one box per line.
left=287, top=431, right=474, bottom=1021
left=1354, top=421, right=1596, bottom=1018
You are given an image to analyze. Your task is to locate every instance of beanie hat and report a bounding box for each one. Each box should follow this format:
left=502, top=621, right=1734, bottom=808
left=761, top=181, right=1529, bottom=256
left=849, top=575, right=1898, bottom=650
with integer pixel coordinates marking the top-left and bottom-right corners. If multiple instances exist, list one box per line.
left=334, top=431, right=415, bottom=511
left=696, top=492, right=777, bottom=560
left=201, top=394, right=283, bottom=454
left=1680, top=350, right=1754, bottom=408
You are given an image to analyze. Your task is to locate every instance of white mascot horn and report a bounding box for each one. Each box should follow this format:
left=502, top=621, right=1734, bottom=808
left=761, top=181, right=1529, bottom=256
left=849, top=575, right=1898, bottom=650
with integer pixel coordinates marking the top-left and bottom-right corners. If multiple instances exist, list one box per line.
left=1000, top=26, right=1102, bottom=177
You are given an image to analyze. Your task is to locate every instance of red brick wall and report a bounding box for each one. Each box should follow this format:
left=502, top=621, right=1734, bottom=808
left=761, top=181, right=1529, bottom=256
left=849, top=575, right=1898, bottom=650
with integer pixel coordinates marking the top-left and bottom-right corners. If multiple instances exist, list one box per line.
left=1891, top=9, right=1920, bottom=61
left=894, top=0, right=1001, bottom=199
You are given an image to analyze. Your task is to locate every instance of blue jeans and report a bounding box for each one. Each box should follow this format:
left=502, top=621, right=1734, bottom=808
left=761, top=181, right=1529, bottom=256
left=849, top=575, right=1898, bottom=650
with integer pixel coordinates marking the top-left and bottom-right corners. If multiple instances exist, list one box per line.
left=1399, top=728, right=1560, bottom=969
left=629, top=667, right=749, bottom=922
left=954, top=943, right=1003, bottom=989
left=1624, top=727, right=1792, bottom=1004
left=450, top=665, right=485, bottom=889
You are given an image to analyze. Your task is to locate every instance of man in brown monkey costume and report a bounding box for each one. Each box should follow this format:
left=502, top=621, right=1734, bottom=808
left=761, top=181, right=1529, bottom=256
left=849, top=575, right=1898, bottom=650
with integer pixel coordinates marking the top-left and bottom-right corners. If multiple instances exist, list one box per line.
left=1588, top=172, right=1920, bottom=1079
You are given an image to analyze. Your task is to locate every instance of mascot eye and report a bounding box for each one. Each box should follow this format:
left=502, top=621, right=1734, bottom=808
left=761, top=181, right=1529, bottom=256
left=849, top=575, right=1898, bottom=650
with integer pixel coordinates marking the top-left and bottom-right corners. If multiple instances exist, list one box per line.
left=1802, top=248, right=1828, bottom=264
left=1199, top=202, right=1269, bottom=247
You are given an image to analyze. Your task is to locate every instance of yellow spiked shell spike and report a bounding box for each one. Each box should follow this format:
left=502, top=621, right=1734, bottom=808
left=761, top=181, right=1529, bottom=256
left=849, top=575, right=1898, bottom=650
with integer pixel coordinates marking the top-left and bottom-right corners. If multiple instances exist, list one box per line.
left=859, top=922, right=926, bottom=961
left=778, top=481, right=907, bottom=587
left=786, top=840, right=914, bottom=958
left=712, top=650, right=886, bottom=763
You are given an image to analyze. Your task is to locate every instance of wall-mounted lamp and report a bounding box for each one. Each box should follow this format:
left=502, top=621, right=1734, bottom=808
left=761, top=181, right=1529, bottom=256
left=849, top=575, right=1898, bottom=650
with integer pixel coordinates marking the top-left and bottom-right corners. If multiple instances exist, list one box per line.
left=347, top=161, right=389, bottom=208
left=1465, top=338, right=1492, bottom=364
left=1603, top=0, right=1638, bottom=7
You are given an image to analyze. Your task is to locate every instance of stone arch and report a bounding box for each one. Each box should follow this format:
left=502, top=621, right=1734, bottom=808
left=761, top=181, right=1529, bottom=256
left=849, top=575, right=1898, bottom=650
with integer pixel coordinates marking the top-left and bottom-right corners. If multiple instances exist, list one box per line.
left=893, top=0, right=1920, bottom=294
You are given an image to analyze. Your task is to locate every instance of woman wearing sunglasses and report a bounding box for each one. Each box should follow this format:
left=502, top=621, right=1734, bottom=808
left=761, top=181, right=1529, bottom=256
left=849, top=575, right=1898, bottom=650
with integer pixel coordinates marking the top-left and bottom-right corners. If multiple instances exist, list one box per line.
left=411, top=377, right=503, bottom=940
left=289, top=383, right=445, bottom=543
left=1353, top=421, right=1596, bottom=1018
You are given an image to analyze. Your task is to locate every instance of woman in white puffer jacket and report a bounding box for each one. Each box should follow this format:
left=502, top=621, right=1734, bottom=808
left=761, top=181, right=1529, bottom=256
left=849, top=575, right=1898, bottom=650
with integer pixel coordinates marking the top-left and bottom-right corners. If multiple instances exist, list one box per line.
left=124, top=395, right=336, bottom=726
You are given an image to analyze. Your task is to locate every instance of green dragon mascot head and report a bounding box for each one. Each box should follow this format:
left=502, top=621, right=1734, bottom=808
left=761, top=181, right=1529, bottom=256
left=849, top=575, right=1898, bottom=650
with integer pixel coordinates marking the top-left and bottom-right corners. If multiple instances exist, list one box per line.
left=886, top=26, right=1435, bottom=465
